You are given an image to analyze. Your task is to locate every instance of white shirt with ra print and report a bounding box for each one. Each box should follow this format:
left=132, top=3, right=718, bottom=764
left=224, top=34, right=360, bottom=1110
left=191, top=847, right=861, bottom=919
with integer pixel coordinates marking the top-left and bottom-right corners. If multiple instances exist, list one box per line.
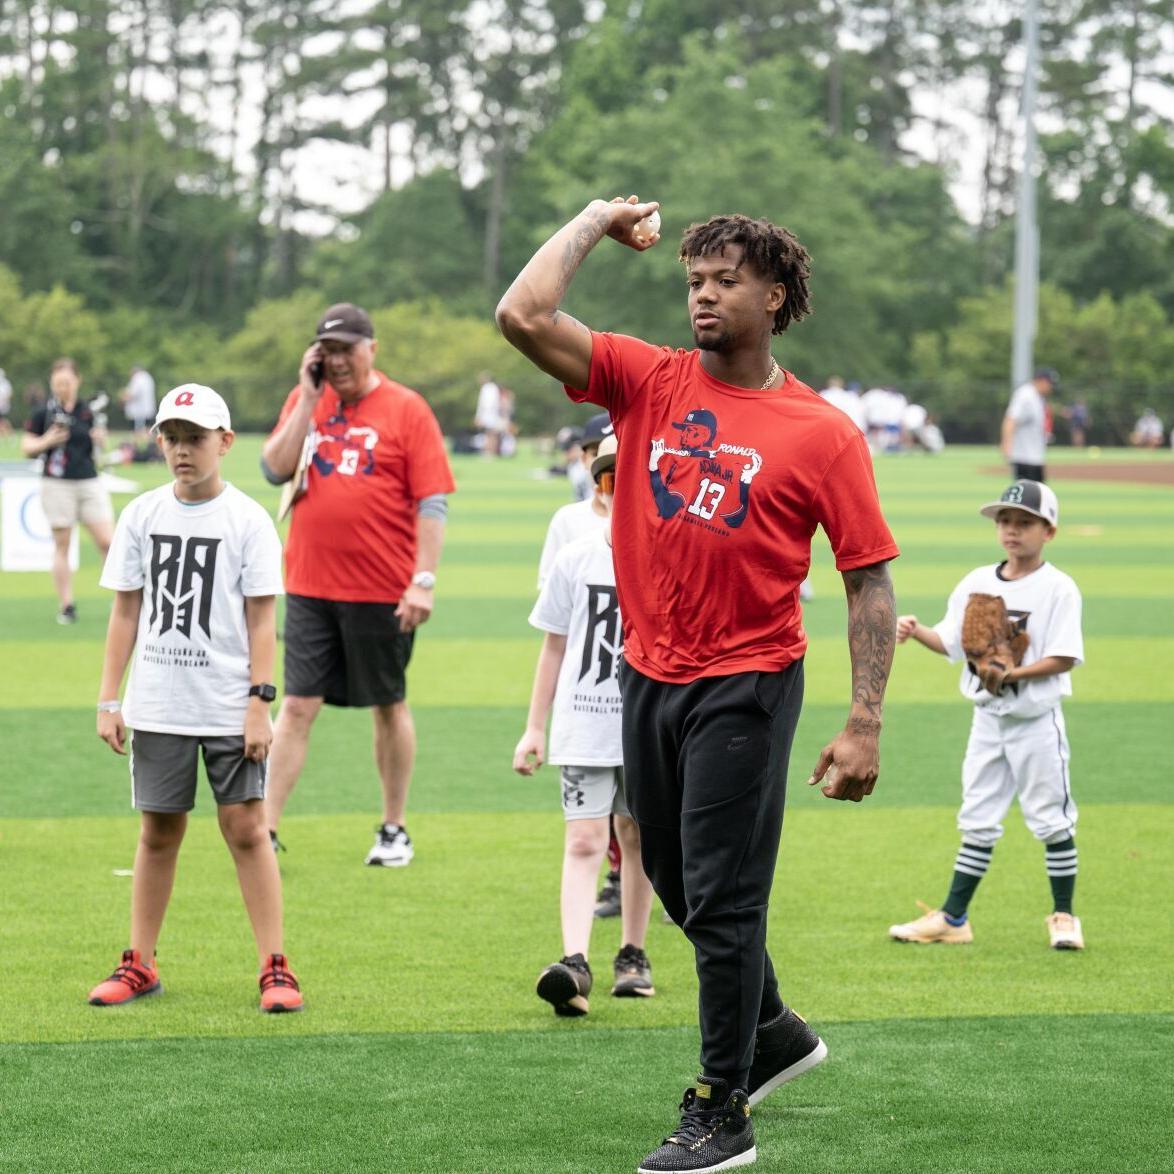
left=1007, top=381, right=1046, bottom=464
left=101, top=483, right=284, bottom=735
left=529, top=530, right=623, bottom=767
left=537, top=498, right=609, bottom=590
left=933, top=561, right=1083, bottom=719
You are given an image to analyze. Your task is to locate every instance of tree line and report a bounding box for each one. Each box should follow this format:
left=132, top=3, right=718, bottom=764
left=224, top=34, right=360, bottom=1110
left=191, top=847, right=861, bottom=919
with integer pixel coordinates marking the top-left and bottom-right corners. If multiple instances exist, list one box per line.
left=0, top=0, right=1171, bottom=442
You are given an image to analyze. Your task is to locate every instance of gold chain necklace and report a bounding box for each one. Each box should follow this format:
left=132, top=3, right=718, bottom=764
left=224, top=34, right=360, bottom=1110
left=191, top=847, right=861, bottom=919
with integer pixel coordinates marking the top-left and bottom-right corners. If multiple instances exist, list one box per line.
left=760, top=359, right=781, bottom=390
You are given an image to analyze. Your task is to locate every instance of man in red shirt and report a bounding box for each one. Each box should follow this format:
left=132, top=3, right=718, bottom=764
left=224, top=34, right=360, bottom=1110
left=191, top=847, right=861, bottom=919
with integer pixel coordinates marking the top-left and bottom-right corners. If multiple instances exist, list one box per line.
left=262, top=303, right=455, bottom=867
left=497, top=202, right=899, bottom=1173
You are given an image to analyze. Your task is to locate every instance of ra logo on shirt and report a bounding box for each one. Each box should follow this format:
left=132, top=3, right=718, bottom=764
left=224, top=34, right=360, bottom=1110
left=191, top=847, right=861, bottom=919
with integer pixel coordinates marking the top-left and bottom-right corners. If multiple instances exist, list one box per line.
left=311, top=413, right=379, bottom=478
left=148, top=534, right=220, bottom=639
left=578, top=584, right=622, bottom=687
left=648, top=408, right=763, bottom=531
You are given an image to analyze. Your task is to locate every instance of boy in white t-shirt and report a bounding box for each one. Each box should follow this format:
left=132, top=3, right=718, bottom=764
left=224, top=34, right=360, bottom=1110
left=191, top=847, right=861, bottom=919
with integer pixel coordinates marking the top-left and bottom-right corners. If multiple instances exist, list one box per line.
left=514, top=434, right=656, bottom=1015
left=889, top=480, right=1086, bottom=950
left=89, top=384, right=302, bottom=1012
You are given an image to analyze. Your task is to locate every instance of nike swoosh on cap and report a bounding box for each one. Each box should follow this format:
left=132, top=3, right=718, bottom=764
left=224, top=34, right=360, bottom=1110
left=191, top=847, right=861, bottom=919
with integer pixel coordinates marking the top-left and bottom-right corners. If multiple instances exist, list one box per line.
left=323, top=318, right=344, bottom=328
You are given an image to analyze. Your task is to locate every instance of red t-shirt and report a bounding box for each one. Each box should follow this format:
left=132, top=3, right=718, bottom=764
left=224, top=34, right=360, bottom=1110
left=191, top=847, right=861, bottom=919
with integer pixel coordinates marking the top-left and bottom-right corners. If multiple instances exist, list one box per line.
left=568, top=332, right=900, bottom=683
left=273, top=373, right=456, bottom=603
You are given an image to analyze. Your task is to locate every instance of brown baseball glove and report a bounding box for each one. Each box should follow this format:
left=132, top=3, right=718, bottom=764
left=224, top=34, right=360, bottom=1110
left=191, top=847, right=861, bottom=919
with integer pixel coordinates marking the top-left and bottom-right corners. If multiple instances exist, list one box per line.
left=961, top=593, right=1029, bottom=690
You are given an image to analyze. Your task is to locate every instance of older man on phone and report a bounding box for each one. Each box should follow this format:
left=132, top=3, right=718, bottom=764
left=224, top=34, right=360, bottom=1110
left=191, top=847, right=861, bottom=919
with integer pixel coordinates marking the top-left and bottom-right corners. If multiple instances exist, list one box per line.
left=261, top=303, right=455, bottom=866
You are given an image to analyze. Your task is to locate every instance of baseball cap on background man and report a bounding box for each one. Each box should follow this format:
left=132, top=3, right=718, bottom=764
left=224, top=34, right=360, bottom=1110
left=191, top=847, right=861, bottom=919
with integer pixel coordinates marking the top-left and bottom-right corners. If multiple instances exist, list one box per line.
left=581, top=412, right=613, bottom=447
left=315, top=303, right=375, bottom=344
left=154, top=384, right=232, bottom=432
left=591, top=433, right=618, bottom=482
left=1033, top=367, right=1060, bottom=388
left=980, top=480, right=1059, bottom=526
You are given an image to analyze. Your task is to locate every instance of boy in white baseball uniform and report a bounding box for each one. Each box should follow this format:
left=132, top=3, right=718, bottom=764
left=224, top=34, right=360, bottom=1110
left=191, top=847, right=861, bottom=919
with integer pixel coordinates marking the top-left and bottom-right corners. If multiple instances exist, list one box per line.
left=89, top=384, right=303, bottom=1011
left=889, top=480, right=1085, bottom=950
left=514, top=434, right=656, bottom=1014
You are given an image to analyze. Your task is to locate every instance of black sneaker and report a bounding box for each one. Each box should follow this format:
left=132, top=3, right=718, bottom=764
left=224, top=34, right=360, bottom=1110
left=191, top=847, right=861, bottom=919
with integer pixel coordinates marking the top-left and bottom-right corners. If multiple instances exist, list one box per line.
left=535, top=953, right=593, bottom=1017
left=747, top=1005, right=828, bottom=1108
left=638, top=1078, right=755, bottom=1173
left=594, top=869, right=622, bottom=918
left=268, top=829, right=286, bottom=854
left=56, top=603, right=77, bottom=625
left=612, top=944, right=655, bottom=998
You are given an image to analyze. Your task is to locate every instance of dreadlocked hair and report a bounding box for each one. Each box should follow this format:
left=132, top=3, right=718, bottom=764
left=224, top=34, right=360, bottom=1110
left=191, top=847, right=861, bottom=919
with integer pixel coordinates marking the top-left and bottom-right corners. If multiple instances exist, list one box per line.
left=679, top=215, right=812, bottom=335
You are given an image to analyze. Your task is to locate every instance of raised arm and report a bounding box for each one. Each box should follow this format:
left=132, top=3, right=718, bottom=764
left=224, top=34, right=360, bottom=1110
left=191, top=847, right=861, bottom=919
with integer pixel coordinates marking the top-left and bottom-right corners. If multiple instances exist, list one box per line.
left=262, top=343, right=326, bottom=481
left=809, top=560, right=897, bottom=802
left=495, top=196, right=660, bottom=389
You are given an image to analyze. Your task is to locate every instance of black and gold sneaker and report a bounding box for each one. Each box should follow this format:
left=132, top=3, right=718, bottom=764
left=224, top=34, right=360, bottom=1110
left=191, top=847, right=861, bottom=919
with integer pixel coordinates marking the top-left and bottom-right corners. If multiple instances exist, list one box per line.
left=535, top=953, right=593, bottom=1017
left=612, top=944, right=655, bottom=998
left=747, top=1005, right=828, bottom=1107
left=637, top=1077, right=755, bottom=1172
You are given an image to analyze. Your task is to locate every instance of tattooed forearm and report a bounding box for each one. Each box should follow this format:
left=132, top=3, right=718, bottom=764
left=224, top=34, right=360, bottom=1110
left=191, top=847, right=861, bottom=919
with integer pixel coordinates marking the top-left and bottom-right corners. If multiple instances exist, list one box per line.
left=553, top=206, right=612, bottom=306
left=842, top=560, right=896, bottom=723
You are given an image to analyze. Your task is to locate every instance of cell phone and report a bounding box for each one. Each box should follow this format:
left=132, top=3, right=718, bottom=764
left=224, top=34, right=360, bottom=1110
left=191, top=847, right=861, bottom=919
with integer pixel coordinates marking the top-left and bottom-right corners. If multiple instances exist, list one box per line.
left=308, top=354, right=324, bottom=388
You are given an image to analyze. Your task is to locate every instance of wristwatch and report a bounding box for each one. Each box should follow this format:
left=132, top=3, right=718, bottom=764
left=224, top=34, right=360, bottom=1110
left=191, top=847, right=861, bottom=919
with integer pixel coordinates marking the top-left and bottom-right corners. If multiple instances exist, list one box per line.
left=248, top=683, right=277, bottom=703
left=411, top=571, right=437, bottom=590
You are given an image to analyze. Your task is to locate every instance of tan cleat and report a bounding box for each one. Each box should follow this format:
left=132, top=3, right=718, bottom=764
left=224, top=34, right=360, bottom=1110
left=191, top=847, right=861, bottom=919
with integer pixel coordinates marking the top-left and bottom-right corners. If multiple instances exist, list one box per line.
left=1046, top=912, right=1084, bottom=950
left=888, top=901, right=974, bottom=944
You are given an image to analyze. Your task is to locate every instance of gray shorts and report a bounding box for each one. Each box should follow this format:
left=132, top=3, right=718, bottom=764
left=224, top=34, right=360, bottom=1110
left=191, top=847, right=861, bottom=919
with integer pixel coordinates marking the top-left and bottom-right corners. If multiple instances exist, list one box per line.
left=129, top=730, right=266, bottom=812
left=559, top=766, right=630, bottom=822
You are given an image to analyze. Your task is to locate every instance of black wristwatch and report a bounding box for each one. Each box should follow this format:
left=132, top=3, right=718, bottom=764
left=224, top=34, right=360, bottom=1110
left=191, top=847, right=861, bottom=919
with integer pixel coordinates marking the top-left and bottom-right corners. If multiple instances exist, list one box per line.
left=248, top=683, right=277, bottom=703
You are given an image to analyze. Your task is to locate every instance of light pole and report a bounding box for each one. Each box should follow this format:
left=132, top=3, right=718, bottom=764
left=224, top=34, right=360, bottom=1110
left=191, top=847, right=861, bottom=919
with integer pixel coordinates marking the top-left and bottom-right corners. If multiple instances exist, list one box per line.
left=1011, top=0, right=1041, bottom=389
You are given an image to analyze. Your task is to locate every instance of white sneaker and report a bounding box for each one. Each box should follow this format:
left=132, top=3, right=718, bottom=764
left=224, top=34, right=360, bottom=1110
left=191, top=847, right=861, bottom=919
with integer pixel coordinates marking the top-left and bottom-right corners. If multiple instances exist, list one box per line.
left=888, top=901, right=973, bottom=944
left=1046, top=912, right=1084, bottom=950
left=364, top=823, right=414, bottom=867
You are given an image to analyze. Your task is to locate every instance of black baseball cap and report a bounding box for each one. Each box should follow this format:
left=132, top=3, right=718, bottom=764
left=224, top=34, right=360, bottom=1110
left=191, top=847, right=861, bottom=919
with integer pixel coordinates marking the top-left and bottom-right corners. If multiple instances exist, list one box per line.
left=581, top=412, right=613, bottom=447
left=316, top=303, right=375, bottom=343
left=1033, top=367, right=1060, bottom=387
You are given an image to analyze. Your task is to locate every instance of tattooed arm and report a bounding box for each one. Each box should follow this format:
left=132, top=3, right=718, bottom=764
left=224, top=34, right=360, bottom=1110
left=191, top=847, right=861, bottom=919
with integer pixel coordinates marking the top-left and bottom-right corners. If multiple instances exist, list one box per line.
left=495, top=196, right=661, bottom=388
left=808, top=560, right=897, bottom=803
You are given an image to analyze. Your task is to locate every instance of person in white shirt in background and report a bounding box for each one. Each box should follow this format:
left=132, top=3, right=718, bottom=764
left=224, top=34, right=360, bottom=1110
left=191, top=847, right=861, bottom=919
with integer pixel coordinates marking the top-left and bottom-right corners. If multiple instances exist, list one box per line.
left=474, top=370, right=503, bottom=456
left=121, top=366, right=157, bottom=442
left=1002, top=367, right=1057, bottom=481
left=515, top=433, right=656, bottom=1016
left=1129, top=407, right=1164, bottom=449
left=0, top=366, right=12, bottom=436
left=819, top=376, right=866, bottom=434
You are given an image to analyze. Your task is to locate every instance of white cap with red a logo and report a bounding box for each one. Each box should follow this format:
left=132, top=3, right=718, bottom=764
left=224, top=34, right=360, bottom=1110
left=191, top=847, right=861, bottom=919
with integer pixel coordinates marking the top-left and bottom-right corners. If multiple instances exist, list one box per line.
left=154, top=384, right=232, bottom=431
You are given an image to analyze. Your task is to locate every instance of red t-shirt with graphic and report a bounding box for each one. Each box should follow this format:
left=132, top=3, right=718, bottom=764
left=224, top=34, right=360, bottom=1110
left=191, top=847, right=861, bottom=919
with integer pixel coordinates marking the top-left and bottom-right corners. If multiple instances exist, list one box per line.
left=567, top=332, right=900, bottom=683
left=272, top=373, right=455, bottom=603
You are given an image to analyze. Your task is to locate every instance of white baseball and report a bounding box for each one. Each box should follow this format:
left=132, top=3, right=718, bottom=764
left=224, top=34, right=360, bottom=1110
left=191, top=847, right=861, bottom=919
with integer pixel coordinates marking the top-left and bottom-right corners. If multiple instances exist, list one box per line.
left=633, top=209, right=661, bottom=243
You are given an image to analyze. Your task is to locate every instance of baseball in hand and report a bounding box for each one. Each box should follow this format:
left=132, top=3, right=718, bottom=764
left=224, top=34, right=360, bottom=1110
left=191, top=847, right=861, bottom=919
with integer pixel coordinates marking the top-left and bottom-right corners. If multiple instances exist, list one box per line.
left=633, top=209, right=661, bottom=243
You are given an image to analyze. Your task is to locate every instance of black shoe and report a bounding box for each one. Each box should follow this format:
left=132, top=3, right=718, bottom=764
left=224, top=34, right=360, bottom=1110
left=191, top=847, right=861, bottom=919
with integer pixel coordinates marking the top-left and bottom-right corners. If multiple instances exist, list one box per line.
left=535, top=953, right=593, bottom=1017
left=56, top=603, right=77, bottom=625
left=594, top=869, right=622, bottom=918
left=268, top=829, right=286, bottom=854
left=747, top=1005, right=828, bottom=1108
left=638, top=1078, right=755, bottom=1172
left=612, top=944, right=655, bottom=998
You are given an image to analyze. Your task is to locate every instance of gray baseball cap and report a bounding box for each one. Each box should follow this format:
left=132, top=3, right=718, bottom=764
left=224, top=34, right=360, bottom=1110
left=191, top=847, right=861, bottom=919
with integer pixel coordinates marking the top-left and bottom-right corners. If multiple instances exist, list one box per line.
left=980, top=480, right=1059, bottom=526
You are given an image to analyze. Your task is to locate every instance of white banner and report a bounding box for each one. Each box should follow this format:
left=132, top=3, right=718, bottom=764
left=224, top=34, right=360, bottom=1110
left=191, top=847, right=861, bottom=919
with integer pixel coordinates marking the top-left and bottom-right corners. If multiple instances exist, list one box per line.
left=1, top=478, right=79, bottom=572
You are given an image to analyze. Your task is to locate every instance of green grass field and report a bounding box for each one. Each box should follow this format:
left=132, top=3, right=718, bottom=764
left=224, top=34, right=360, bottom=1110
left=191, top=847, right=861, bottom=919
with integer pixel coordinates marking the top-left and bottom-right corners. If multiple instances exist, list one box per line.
left=1, top=436, right=1171, bottom=1173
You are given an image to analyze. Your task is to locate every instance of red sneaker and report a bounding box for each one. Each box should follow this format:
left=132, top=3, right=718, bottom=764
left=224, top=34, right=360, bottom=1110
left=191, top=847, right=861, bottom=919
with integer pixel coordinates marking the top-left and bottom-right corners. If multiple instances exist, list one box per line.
left=88, top=949, right=161, bottom=1005
left=259, top=953, right=303, bottom=1013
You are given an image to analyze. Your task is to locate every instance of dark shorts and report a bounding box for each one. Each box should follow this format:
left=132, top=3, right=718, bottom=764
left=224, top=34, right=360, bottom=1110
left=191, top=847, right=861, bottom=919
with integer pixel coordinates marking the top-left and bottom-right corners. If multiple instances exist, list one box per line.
left=130, top=730, right=265, bottom=812
left=283, top=593, right=415, bottom=707
left=1012, top=462, right=1045, bottom=482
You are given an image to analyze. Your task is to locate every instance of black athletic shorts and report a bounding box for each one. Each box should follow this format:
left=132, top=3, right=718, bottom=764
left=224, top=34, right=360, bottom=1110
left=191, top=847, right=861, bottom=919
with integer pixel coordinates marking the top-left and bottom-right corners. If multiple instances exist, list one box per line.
left=283, top=593, right=415, bottom=707
left=1012, top=462, right=1045, bottom=482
